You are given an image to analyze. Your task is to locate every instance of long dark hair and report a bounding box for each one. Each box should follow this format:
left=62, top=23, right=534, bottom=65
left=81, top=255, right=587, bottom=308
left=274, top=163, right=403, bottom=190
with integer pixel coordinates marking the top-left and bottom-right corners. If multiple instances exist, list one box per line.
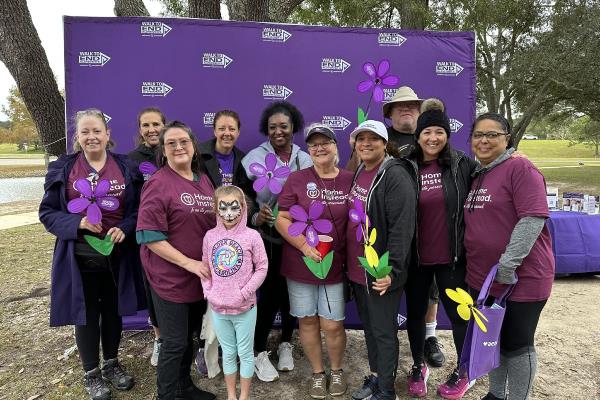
left=471, top=112, right=515, bottom=149
left=157, top=121, right=204, bottom=175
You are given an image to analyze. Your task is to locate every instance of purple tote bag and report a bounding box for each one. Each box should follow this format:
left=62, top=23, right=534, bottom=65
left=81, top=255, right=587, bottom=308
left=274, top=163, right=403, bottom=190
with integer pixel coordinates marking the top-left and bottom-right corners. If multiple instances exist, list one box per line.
left=459, top=264, right=516, bottom=381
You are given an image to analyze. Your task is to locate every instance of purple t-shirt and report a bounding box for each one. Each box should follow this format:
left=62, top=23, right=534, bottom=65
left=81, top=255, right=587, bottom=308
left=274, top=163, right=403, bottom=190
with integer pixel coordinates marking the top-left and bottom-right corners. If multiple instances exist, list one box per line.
left=215, top=151, right=234, bottom=186
left=464, top=157, right=554, bottom=301
left=278, top=167, right=353, bottom=284
left=418, top=161, right=451, bottom=265
left=137, top=166, right=216, bottom=303
left=346, top=164, right=380, bottom=285
left=67, top=152, right=125, bottom=238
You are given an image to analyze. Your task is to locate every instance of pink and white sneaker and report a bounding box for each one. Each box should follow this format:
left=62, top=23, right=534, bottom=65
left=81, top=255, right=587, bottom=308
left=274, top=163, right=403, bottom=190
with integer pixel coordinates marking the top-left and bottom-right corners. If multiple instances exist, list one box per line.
left=407, top=364, right=429, bottom=397
left=437, top=368, right=475, bottom=399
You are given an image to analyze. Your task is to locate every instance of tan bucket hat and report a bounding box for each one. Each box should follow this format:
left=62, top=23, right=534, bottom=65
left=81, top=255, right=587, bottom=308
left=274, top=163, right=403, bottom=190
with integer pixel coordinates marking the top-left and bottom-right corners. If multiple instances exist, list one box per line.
left=382, top=86, right=423, bottom=118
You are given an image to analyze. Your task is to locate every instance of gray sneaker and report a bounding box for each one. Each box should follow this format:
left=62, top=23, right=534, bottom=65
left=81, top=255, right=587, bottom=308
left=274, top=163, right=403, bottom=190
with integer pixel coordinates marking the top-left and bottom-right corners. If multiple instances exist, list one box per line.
left=329, top=369, right=347, bottom=396
left=150, top=338, right=161, bottom=367
left=309, top=372, right=327, bottom=399
left=84, top=367, right=111, bottom=400
left=101, top=358, right=134, bottom=390
left=352, top=374, right=379, bottom=400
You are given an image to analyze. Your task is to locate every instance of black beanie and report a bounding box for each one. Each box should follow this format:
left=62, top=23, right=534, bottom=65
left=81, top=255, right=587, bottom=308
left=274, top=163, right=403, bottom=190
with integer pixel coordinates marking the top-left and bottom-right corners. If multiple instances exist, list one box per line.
left=415, top=98, right=451, bottom=137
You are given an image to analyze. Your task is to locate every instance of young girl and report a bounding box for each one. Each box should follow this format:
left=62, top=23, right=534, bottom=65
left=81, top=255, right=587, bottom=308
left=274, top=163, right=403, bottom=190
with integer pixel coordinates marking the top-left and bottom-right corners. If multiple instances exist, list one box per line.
left=201, top=185, right=268, bottom=400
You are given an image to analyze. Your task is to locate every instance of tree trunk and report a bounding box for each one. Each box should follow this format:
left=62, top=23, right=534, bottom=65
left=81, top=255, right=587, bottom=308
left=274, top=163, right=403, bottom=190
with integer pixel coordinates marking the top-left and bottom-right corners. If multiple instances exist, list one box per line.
left=114, top=0, right=149, bottom=16
left=189, top=0, right=221, bottom=19
left=398, top=0, right=429, bottom=29
left=269, top=0, right=304, bottom=22
left=226, top=0, right=247, bottom=20
left=246, top=0, right=271, bottom=21
left=0, top=0, right=66, bottom=156
left=513, top=81, right=551, bottom=149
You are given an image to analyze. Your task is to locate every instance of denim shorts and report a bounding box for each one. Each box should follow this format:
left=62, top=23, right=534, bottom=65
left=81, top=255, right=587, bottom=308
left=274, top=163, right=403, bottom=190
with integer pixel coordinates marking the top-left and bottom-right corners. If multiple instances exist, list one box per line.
left=286, top=279, right=345, bottom=321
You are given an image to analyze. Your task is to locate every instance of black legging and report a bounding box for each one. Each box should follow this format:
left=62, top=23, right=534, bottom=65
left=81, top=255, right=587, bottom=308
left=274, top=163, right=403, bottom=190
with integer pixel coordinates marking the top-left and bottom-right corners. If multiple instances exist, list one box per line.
left=405, top=262, right=468, bottom=366
left=76, top=270, right=122, bottom=372
left=254, top=239, right=295, bottom=352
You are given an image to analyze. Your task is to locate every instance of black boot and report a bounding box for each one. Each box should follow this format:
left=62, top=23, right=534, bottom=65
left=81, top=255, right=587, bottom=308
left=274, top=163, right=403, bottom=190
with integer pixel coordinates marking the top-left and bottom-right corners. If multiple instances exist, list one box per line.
left=101, top=358, right=134, bottom=390
left=84, top=367, right=112, bottom=400
left=175, top=375, right=215, bottom=400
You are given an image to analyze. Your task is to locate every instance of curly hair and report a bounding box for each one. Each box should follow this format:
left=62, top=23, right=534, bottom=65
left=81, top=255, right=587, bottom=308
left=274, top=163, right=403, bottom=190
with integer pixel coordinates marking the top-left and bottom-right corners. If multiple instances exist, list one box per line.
left=258, top=101, right=304, bottom=135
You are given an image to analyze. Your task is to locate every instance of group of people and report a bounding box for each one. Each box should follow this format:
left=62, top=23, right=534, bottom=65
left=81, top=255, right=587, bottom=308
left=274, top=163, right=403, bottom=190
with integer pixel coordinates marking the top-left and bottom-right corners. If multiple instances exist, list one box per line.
left=40, top=86, right=554, bottom=400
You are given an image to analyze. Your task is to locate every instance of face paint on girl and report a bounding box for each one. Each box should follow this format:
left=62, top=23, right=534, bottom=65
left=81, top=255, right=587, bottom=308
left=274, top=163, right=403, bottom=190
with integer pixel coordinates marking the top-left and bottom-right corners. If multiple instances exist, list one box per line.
left=218, top=195, right=242, bottom=229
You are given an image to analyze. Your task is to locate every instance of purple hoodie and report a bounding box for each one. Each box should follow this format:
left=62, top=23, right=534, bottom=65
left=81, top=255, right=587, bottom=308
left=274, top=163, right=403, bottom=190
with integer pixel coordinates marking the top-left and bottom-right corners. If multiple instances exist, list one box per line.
left=201, top=187, right=268, bottom=315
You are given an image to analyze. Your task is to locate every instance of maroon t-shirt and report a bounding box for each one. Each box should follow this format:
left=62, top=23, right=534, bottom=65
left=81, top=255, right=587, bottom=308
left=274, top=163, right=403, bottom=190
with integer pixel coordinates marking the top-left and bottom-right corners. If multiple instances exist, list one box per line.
left=464, top=157, right=554, bottom=301
left=418, top=161, right=451, bottom=265
left=67, top=152, right=125, bottom=238
left=346, top=164, right=381, bottom=285
left=137, top=166, right=216, bottom=303
left=278, top=167, right=353, bottom=284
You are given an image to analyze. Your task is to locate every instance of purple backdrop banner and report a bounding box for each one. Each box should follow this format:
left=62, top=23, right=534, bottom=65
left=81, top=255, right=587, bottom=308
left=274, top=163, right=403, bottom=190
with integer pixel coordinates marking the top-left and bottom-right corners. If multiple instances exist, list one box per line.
left=64, top=17, right=474, bottom=330
left=64, top=16, right=476, bottom=162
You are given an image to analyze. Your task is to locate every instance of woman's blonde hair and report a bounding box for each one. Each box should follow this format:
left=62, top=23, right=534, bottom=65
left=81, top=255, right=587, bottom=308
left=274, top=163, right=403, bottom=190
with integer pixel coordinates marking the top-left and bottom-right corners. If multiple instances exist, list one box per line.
left=72, top=108, right=115, bottom=152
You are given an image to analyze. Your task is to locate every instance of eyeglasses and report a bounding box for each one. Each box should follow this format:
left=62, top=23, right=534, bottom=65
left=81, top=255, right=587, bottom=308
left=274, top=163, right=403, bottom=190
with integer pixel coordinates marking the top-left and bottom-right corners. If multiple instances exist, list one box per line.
left=307, top=141, right=335, bottom=150
left=471, top=131, right=509, bottom=140
left=165, top=139, right=192, bottom=149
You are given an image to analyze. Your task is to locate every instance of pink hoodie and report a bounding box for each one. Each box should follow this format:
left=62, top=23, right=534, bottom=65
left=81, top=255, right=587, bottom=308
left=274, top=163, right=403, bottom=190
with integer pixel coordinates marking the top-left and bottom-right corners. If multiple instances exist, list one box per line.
left=201, top=187, right=268, bottom=315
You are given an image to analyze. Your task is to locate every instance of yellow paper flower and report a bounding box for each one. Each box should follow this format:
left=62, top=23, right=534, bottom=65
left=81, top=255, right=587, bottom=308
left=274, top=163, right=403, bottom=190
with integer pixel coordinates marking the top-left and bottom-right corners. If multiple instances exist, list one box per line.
left=445, top=287, right=489, bottom=332
left=364, top=227, right=379, bottom=268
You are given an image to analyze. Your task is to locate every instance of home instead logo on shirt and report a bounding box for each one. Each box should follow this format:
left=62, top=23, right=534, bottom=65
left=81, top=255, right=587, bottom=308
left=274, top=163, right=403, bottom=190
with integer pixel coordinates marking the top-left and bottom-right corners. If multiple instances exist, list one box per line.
left=465, top=187, right=492, bottom=209
left=306, top=182, right=346, bottom=204
left=420, top=172, right=442, bottom=192
left=180, top=192, right=213, bottom=213
left=212, top=239, right=243, bottom=277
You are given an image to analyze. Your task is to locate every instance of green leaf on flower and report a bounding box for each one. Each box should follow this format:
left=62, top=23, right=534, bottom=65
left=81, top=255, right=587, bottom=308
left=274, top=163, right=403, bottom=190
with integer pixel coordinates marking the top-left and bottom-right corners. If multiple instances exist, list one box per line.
left=358, top=252, right=391, bottom=279
left=84, top=235, right=114, bottom=256
left=303, top=251, right=334, bottom=280
left=358, top=108, right=367, bottom=124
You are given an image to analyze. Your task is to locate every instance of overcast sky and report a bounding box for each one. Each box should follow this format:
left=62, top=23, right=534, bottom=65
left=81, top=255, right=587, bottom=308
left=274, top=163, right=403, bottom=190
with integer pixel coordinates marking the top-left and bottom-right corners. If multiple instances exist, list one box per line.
left=0, top=0, right=163, bottom=120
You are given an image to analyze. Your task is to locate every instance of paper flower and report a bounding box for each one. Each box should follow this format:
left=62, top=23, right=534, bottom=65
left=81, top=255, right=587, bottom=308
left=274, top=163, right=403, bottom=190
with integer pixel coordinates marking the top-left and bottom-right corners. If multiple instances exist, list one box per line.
left=349, top=198, right=368, bottom=242
left=139, top=161, right=158, bottom=176
left=248, top=153, right=291, bottom=195
left=287, top=201, right=333, bottom=247
left=357, top=59, right=400, bottom=103
left=84, top=235, right=114, bottom=256
left=364, top=226, right=379, bottom=268
left=67, top=178, right=119, bottom=225
left=445, top=288, right=489, bottom=332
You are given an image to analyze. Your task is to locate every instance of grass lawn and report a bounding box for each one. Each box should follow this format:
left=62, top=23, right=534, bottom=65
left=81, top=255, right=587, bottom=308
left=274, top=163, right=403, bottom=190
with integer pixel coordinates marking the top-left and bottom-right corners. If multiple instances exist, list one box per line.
left=518, top=139, right=598, bottom=159
left=0, top=143, right=45, bottom=158
left=0, top=164, right=47, bottom=178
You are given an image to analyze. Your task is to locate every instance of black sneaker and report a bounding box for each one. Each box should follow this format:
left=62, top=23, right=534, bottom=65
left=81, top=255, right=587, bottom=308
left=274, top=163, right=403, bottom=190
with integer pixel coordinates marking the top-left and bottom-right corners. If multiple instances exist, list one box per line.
left=424, top=336, right=446, bottom=367
left=175, top=375, right=216, bottom=400
left=101, top=358, right=134, bottom=390
left=351, top=374, right=379, bottom=400
left=84, top=367, right=111, bottom=400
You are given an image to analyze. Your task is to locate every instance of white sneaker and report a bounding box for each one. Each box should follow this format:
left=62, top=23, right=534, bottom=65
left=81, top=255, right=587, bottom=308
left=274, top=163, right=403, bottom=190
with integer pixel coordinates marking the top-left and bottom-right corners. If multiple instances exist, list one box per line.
left=150, top=339, right=161, bottom=367
left=254, top=351, right=279, bottom=382
left=277, top=342, right=294, bottom=371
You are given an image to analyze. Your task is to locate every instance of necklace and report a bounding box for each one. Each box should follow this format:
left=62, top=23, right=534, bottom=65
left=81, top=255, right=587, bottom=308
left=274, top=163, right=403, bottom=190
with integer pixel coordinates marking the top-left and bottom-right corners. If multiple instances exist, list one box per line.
left=312, top=166, right=337, bottom=201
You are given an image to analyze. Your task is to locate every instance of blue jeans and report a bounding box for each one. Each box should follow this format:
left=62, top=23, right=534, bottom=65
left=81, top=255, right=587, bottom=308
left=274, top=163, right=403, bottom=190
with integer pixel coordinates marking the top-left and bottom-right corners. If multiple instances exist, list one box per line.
left=211, top=306, right=257, bottom=378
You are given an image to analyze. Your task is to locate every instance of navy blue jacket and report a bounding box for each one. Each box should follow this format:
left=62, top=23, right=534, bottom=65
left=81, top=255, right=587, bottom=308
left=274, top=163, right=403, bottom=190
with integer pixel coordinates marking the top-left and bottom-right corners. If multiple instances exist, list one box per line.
left=39, top=152, right=145, bottom=327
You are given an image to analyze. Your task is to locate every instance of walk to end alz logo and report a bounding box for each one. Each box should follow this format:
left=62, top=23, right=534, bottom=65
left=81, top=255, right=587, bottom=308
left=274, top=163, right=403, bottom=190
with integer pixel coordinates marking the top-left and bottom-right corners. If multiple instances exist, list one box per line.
left=140, top=21, right=172, bottom=37
left=450, top=118, right=463, bottom=133
left=322, top=116, right=351, bottom=131
left=383, top=88, right=401, bottom=101
left=436, top=61, right=464, bottom=76
left=202, top=53, right=233, bottom=69
left=262, top=84, right=293, bottom=100
left=261, top=27, right=292, bottom=43
left=203, top=112, right=215, bottom=126
left=78, top=51, right=110, bottom=67
left=141, top=81, right=173, bottom=97
left=321, top=58, right=351, bottom=73
left=378, top=32, right=406, bottom=47
left=103, top=113, right=112, bottom=124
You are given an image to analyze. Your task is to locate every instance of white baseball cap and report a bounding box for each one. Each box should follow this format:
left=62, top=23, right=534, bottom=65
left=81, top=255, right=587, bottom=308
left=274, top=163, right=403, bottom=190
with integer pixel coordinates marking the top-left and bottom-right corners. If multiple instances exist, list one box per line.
left=350, top=120, right=388, bottom=142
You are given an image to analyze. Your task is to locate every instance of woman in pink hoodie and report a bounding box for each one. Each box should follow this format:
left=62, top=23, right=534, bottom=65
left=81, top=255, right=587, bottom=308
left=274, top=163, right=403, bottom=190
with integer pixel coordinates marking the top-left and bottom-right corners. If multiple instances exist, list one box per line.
left=201, top=185, right=268, bottom=400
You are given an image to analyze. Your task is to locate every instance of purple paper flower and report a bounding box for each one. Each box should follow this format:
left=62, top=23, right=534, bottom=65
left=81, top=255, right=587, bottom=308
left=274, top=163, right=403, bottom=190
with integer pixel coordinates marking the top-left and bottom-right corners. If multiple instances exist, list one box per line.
left=67, top=178, right=120, bottom=225
left=288, top=201, right=333, bottom=247
left=357, top=59, right=400, bottom=103
left=349, top=198, right=367, bottom=243
left=139, top=161, right=158, bottom=176
left=248, top=153, right=291, bottom=195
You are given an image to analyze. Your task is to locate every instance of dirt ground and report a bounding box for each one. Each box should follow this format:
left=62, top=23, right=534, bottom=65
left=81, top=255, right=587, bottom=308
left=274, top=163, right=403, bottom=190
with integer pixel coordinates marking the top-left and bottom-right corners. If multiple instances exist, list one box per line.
left=0, top=223, right=598, bottom=400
